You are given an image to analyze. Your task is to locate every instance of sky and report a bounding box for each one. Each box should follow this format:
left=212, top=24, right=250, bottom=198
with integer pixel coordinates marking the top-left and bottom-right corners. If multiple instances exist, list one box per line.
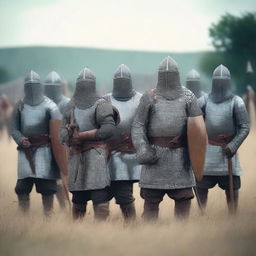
left=0, top=0, right=255, bottom=52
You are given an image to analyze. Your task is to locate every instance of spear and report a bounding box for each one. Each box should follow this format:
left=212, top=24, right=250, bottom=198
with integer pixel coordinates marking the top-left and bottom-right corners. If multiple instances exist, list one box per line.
left=228, top=158, right=235, bottom=213
left=193, top=187, right=204, bottom=216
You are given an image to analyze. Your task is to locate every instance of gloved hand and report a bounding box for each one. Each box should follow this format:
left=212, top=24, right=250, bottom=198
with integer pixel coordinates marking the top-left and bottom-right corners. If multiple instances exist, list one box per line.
left=222, top=145, right=235, bottom=159
left=21, top=137, right=31, bottom=148
left=136, top=144, right=158, bottom=164
left=66, top=123, right=78, bottom=137
left=69, top=132, right=81, bottom=146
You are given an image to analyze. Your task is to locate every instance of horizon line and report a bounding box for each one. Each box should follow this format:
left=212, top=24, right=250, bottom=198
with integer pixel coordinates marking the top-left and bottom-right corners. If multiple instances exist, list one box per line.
left=0, top=45, right=214, bottom=54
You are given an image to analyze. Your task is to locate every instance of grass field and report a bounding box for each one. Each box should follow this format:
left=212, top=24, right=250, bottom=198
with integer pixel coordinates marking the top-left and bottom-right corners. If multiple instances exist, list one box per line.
left=1, top=119, right=256, bottom=256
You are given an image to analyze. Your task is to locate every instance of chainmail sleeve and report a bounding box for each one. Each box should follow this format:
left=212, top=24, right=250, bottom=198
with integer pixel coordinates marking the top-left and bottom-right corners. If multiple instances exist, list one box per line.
left=46, top=98, right=62, bottom=121
left=95, top=99, right=116, bottom=140
left=228, top=96, right=250, bottom=154
left=185, top=89, right=203, bottom=117
left=59, top=102, right=72, bottom=144
left=198, top=94, right=208, bottom=114
left=131, top=92, right=158, bottom=164
left=10, top=101, right=24, bottom=146
left=50, top=106, right=61, bottom=120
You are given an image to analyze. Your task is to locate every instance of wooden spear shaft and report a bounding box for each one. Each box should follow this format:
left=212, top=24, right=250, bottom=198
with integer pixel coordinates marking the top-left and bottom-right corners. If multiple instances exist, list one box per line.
left=193, top=187, right=204, bottom=216
left=228, top=158, right=235, bottom=213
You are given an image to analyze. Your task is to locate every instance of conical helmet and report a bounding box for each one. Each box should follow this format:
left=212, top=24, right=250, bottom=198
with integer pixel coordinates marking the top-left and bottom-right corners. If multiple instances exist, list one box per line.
left=73, top=67, right=98, bottom=109
left=112, top=64, right=134, bottom=101
left=24, top=70, right=44, bottom=106
left=156, top=56, right=182, bottom=100
left=210, top=64, right=232, bottom=103
left=44, top=71, right=63, bottom=104
left=186, top=69, right=201, bottom=98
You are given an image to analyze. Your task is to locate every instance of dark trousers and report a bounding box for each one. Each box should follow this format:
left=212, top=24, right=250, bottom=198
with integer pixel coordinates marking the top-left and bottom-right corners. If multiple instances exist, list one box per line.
left=140, top=188, right=194, bottom=221
left=111, top=181, right=135, bottom=205
left=15, top=178, right=57, bottom=215
left=196, top=175, right=240, bottom=213
left=71, top=187, right=111, bottom=220
left=111, top=181, right=136, bottom=220
left=15, top=178, right=57, bottom=195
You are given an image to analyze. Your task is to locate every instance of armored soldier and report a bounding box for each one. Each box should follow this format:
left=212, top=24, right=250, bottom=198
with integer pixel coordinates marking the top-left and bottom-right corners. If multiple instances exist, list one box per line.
left=105, top=64, right=142, bottom=221
left=44, top=71, right=70, bottom=209
left=243, top=61, right=255, bottom=121
left=10, top=70, right=67, bottom=216
left=45, top=71, right=70, bottom=114
left=186, top=69, right=207, bottom=105
left=132, top=56, right=207, bottom=221
left=196, top=65, right=249, bottom=214
left=59, top=68, right=116, bottom=221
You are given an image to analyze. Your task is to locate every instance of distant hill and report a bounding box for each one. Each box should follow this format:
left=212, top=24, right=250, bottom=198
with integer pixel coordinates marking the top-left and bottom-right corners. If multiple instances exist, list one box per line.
left=0, top=46, right=211, bottom=94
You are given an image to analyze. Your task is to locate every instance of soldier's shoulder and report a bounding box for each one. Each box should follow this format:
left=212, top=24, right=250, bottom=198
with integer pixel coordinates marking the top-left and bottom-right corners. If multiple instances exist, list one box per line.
left=58, top=96, right=70, bottom=109
left=143, top=89, right=159, bottom=105
left=182, top=87, right=196, bottom=102
left=95, top=97, right=112, bottom=108
left=44, top=96, right=58, bottom=109
left=200, top=92, right=209, bottom=102
left=182, top=87, right=193, bottom=96
left=61, top=100, right=74, bottom=116
left=62, top=95, right=70, bottom=104
left=14, top=99, right=23, bottom=107
left=102, top=93, right=112, bottom=102
left=201, top=91, right=208, bottom=97
left=13, top=99, right=24, bottom=112
left=97, top=97, right=107, bottom=103
left=64, top=100, right=75, bottom=110
left=233, top=95, right=246, bottom=107
left=143, top=89, right=156, bottom=100
left=198, top=93, right=208, bottom=108
left=134, top=91, right=143, bottom=99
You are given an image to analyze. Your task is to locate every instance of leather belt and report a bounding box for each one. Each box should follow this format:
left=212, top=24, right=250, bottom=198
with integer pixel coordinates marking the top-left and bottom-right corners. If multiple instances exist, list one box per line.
left=149, top=136, right=185, bottom=149
left=18, top=134, right=50, bottom=174
left=208, top=135, right=234, bottom=147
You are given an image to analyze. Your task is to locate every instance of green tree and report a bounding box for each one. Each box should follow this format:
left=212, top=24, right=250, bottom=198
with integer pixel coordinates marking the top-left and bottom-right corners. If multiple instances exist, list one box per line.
left=200, top=12, right=256, bottom=94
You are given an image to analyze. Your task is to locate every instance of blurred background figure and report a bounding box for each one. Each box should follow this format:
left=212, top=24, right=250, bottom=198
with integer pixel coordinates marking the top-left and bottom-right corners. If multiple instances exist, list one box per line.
left=243, top=61, right=256, bottom=123
left=44, top=71, right=70, bottom=114
left=186, top=69, right=207, bottom=105
left=0, top=94, right=12, bottom=138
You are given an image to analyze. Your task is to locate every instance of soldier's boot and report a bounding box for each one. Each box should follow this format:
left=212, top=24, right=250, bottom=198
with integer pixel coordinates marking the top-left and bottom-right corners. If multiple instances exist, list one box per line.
left=120, top=202, right=136, bottom=221
left=42, top=194, right=54, bottom=217
left=142, top=201, right=159, bottom=221
left=17, top=194, right=30, bottom=214
left=93, top=202, right=109, bottom=221
left=225, top=189, right=239, bottom=215
left=196, top=188, right=208, bottom=210
left=55, top=182, right=66, bottom=209
left=72, top=203, right=87, bottom=220
left=174, top=199, right=191, bottom=219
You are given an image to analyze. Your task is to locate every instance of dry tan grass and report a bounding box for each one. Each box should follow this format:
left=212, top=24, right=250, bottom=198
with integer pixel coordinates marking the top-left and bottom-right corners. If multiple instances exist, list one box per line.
left=1, top=124, right=256, bottom=256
